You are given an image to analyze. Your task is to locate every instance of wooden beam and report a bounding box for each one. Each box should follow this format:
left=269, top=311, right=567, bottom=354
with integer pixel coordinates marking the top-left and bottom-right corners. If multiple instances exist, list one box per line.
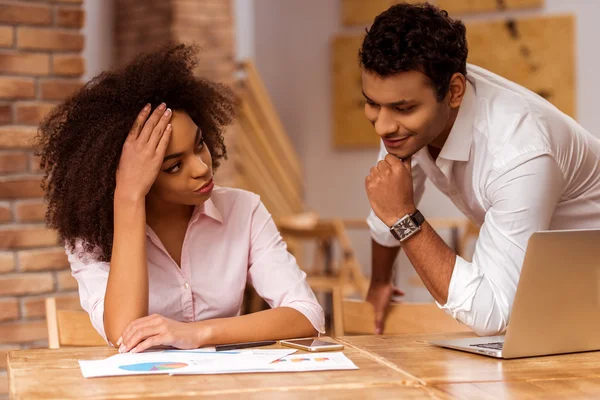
left=240, top=61, right=304, bottom=188
left=341, top=0, right=545, bottom=26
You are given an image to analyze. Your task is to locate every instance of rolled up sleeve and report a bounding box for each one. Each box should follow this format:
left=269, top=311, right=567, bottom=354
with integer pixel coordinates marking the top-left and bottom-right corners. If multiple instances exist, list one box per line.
left=438, top=154, right=565, bottom=336
left=247, top=199, right=325, bottom=333
left=67, top=240, right=110, bottom=343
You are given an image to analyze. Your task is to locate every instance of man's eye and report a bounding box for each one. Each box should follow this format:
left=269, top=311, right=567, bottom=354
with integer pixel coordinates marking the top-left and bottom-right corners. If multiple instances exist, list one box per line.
left=396, top=106, right=415, bottom=113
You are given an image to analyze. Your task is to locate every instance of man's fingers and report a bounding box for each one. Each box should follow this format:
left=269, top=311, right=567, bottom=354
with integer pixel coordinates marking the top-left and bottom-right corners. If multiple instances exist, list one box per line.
left=367, top=166, right=379, bottom=185
left=373, top=299, right=388, bottom=335
left=374, top=312, right=384, bottom=335
left=128, top=104, right=151, bottom=139
left=403, top=157, right=412, bottom=175
left=376, top=159, right=392, bottom=173
left=393, top=287, right=406, bottom=297
left=384, top=153, right=403, bottom=167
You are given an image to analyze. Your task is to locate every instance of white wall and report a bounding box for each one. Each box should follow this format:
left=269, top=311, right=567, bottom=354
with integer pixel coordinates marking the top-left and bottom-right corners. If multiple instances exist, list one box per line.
left=233, top=0, right=255, bottom=61
left=249, top=0, right=600, bottom=299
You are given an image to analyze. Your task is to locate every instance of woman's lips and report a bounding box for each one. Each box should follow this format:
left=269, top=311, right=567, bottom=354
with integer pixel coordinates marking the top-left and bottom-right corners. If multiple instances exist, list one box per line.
left=195, top=178, right=214, bottom=194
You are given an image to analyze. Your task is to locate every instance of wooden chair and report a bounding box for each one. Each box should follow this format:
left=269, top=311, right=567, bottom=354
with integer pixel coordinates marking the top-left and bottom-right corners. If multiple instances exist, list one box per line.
left=235, top=60, right=305, bottom=219
left=339, top=299, right=472, bottom=336
left=45, top=297, right=106, bottom=348
left=275, top=214, right=370, bottom=335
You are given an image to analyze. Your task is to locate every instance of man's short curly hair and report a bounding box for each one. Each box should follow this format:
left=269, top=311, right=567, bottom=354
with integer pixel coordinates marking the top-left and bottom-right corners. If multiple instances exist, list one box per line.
left=36, top=43, right=235, bottom=262
left=359, top=2, right=468, bottom=101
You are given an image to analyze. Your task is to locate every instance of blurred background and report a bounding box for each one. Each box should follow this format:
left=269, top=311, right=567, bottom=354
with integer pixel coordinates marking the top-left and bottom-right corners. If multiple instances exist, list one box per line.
left=0, top=0, right=599, bottom=395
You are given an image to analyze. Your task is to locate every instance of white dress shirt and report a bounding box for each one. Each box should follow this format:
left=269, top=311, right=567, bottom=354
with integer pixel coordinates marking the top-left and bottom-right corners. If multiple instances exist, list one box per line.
left=367, top=64, right=600, bottom=336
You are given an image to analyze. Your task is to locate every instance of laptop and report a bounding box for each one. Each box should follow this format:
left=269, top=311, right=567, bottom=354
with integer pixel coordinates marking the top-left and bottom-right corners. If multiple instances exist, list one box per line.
left=429, top=229, right=600, bottom=359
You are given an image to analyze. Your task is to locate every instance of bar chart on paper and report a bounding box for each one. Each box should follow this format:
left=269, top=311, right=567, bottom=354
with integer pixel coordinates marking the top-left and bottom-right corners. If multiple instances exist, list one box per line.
left=272, top=356, right=331, bottom=364
left=267, top=353, right=358, bottom=372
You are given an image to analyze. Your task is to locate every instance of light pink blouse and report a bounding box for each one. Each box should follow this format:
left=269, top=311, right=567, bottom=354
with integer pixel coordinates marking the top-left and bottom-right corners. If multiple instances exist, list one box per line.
left=68, top=186, right=325, bottom=341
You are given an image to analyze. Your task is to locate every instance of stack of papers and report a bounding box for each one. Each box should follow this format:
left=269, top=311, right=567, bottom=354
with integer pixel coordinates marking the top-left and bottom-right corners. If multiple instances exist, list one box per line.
left=79, top=348, right=359, bottom=378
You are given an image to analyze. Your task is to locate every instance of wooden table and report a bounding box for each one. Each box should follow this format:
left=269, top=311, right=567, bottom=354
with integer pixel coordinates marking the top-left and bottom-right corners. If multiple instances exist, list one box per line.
left=8, top=334, right=600, bottom=399
left=6, top=340, right=435, bottom=399
left=339, top=333, right=600, bottom=399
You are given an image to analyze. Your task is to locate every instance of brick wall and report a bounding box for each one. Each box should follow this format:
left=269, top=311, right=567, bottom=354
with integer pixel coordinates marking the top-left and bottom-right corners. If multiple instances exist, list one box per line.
left=115, top=0, right=239, bottom=187
left=0, top=1, right=238, bottom=394
left=0, top=0, right=85, bottom=397
left=0, top=2, right=238, bottom=395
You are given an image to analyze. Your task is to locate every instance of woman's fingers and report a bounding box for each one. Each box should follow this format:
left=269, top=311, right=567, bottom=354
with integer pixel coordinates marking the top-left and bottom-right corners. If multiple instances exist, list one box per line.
left=156, top=123, right=172, bottom=157
left=138, top=103, right=167, bottom=143
left=116, top=102, right=172, bottom=199
left=120, top=314, right=161, bottom=351
left=121, top=323, right=161, bottom=353
left=131, top=334, right=165, bottom=353
left=127, top=104, right=151, bottom=140
left=148, top=107, right=172, bottom=149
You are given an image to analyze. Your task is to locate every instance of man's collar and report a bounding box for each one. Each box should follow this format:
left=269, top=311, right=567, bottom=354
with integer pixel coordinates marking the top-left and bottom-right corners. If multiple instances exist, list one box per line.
left=437, top=79, right=476, bottom=162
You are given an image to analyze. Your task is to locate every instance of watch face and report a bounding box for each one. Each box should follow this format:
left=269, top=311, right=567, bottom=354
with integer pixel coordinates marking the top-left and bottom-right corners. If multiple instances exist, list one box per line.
left=397, top=217, right=417, bottom=237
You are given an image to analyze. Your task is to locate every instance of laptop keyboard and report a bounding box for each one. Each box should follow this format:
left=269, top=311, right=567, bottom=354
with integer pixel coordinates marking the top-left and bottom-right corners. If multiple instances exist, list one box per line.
left=470, top=342, right=504, bottom=350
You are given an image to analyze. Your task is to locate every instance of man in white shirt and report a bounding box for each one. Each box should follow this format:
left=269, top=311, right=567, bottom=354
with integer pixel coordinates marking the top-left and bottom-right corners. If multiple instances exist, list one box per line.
left=361, top=3, right=600, bottom=336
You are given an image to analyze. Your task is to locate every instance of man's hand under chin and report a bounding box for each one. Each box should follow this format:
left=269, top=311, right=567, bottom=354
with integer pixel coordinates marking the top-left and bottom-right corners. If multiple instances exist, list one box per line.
left=365, top=154, right=416, bottom=227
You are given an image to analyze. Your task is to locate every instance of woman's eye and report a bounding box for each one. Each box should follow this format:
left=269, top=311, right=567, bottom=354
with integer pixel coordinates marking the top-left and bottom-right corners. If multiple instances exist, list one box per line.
left=164, top=163, right=181, bottom=174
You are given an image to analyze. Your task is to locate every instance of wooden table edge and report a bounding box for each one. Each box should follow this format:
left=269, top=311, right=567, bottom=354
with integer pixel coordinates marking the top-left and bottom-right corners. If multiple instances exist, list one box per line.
left=337, top=336, right=427, bottom=386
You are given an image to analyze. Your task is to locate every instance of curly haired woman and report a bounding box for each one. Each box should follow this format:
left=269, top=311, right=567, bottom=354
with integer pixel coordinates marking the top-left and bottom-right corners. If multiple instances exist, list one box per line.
left=36, top=44, right=323, bottom=353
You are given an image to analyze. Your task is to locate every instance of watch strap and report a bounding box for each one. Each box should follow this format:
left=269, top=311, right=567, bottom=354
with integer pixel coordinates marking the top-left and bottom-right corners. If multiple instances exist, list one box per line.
left=412, top=210, right=425, bottom=227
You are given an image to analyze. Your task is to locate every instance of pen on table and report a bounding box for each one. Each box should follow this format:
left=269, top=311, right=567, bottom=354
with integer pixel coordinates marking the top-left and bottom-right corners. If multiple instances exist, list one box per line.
left=215, top=340, right=277, bottom=352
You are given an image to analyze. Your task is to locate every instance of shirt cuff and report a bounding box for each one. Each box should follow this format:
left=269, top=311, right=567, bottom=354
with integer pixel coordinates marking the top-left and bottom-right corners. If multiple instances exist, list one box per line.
left=437, top=255, right=484, bottom=314
left=285, top=301, right=326, bottom=334
left=89, top=300, right=110, bottom=345
left=367, top=210, right=401, bottom=248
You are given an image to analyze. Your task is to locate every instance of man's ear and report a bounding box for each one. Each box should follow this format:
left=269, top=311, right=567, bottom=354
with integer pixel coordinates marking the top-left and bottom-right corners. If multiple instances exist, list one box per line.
left=447, top=72, right=466, bottom=108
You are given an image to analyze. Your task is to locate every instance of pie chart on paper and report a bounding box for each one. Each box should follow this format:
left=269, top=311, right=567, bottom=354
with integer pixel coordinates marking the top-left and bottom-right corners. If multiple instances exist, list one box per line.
left=119, top=362, right=188, bottom=372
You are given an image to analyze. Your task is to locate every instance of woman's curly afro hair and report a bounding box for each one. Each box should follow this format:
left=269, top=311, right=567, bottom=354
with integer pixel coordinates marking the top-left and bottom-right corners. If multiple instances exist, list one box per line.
left=359, top=2, right=468, bottom=101
left=36, top=43, right=235, bottom=262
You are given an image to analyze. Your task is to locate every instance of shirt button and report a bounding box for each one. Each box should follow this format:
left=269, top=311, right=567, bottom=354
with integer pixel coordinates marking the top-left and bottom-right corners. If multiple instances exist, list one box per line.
left=184, top=282, right=189, bottom=290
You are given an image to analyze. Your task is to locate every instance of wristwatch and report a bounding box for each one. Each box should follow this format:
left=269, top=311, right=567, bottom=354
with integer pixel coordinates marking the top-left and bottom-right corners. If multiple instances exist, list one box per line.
left=389, top=210, right=425, bottom=242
